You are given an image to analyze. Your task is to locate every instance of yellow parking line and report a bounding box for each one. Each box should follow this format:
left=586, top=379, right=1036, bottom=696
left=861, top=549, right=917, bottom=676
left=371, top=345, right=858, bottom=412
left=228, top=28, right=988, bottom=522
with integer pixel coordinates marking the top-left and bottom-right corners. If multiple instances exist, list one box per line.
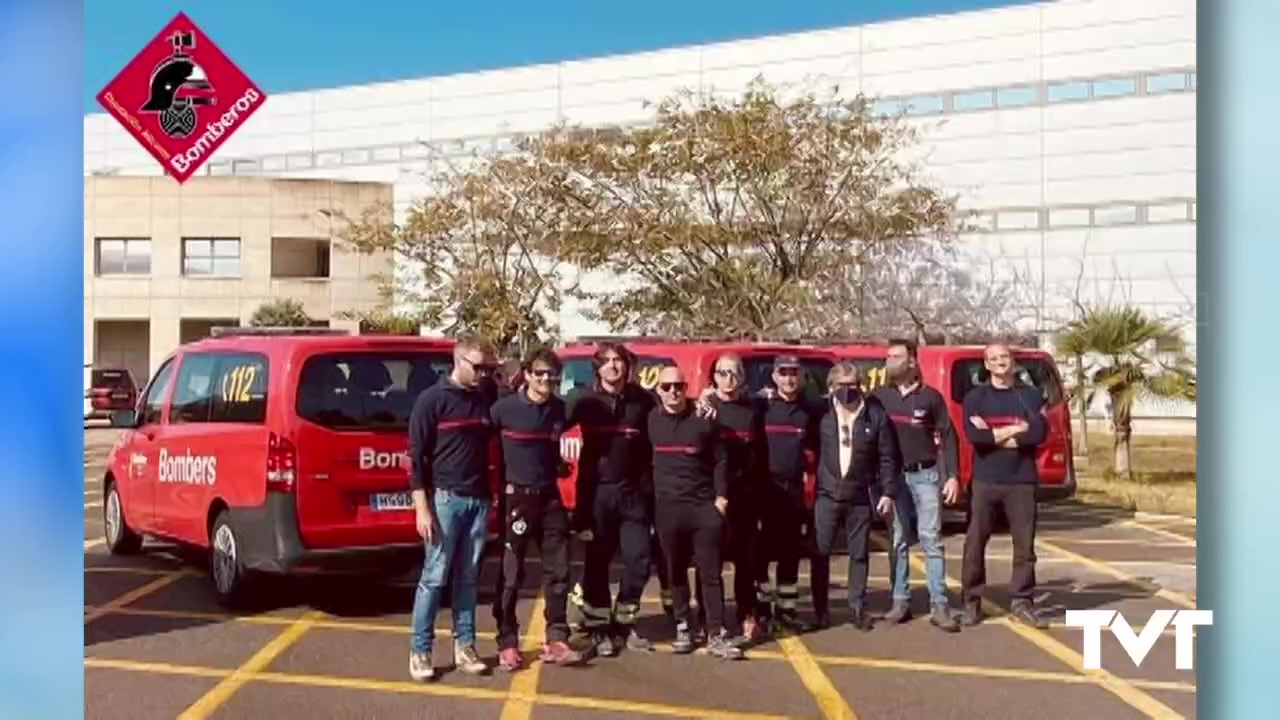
left=1038, top=539, right=1197, bottom=609
left=1116, top=520, right=1197, bottom=547
left=84, top=571, right=189, bottom=624
left=86, top=655, right=791, bottom=719
left=85, top=566, right=182, bottom=576
left=500, top=593, right=547, bottom=720
left=176, top=610, right=323, bottom=720
left=84, top=538, right=105, bottom=550
left=997, top=618, right=1185, bottom=719
left=872, top=534, right=1185, bottom=719
left=776, top=633, right=858, bottom=720
left=1055, top=538, right=1192, bottom=549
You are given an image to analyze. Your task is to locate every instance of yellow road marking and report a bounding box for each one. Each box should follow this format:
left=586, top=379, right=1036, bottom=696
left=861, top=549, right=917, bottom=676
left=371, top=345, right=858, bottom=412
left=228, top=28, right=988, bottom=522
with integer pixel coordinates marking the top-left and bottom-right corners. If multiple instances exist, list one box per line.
left=176, top=610, right=323, bottom=720
left=1056, top=537, right=1192, bottom=549
left=84, top=538, right=105, bottom=550
left=86, top=656, right=791, bottom=720
left=1116, top=520, right=1197, bottom=546
left=873, top=533, right=1186, bottom=719
left=500, top=593, right=547, bottom=720
left=1038, top=539, right=1197, bottom=608
left=85, top=501, right=103, bottom=510
left=776, top=633, right=858, bottom=720
left=85, top=566, right=182, bottom=576
left=83, top=571, right=189, bottom=624
left=997, top=618, right=1185, bottom=719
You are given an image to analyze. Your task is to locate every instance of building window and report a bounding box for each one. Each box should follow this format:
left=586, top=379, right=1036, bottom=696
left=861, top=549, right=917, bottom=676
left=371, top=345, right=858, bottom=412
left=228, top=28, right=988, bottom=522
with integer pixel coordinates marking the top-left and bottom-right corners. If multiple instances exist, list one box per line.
left=1146, top=72, right=1190, bottom=94
left=965, top=211, right=997, bottom=233
left=952, top=89, right=995, bottom=112
left=207, top=161, right=233, bottom=176
left=372, top=146, right=402, bottom=162
left=1047, top=80, right=1090, bottom=103
left=96, top=238, right=152, bottom=276
left=232, top=159, right=259, bottom=175
left=1147, top=200, right=1191, bottom=223
left=1092, top=77, right=1137, bottom=98
left=996, top=85, right=1038, bottom=108
left=1048, top=207, right=1091, bottom=228
left=904, top=95, right=945, bottom=116
left=286, top=154, right=314, bottom=170
left=342, top=148, right=371, bottom=164
left=261, top=156, right=286, bottom=172
left=271, top=237, right=332, bottom=279
left=870, top=99, right=904, bottom=118
left=183, top=238, right=241, bottom=277
left=1188, top=71, right=1197, bottom=89
left=996, top=209, right=1040, bottom=231
left=316, top=151, right=342, bottom=167
left=1190, top=200, right=1196, bottom=220
left=1094, top=203, right=1139, bottom=226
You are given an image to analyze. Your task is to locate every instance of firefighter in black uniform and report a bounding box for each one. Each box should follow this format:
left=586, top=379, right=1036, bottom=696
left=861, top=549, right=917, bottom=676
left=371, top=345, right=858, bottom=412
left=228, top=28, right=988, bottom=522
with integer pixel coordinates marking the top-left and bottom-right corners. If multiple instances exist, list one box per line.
left=565, top=342, right=659, bottom=656
left=756, top=355, right=823, bottom=633
left=648, top=365, right=744, bottom=660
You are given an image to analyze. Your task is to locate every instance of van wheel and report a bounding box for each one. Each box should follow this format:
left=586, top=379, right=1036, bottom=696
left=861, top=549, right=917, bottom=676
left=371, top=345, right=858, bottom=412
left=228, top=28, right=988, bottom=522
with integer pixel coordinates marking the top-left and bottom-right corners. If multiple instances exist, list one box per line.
left=209, top=511, right=255, bottom=609
left=103, top=480, right=142, bottom=555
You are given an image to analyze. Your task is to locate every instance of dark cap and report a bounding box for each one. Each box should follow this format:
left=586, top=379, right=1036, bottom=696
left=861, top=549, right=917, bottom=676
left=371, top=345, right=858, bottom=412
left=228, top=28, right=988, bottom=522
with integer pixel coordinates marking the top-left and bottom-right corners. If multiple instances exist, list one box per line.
left=773, top=355, right=802, bottom=370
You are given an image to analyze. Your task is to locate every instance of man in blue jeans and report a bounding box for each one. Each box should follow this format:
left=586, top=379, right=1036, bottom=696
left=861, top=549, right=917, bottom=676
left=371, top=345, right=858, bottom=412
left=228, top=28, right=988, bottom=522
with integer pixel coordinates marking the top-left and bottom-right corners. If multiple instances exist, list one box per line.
left=872, top=339, right=961, bottom=632
left=407, top=337, right=500, bottom=682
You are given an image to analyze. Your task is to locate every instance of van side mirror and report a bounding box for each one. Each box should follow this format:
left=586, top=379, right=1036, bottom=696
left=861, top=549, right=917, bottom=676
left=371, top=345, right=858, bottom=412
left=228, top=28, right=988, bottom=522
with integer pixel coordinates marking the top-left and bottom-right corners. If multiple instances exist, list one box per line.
left=110, top=409, right=138, bottom=428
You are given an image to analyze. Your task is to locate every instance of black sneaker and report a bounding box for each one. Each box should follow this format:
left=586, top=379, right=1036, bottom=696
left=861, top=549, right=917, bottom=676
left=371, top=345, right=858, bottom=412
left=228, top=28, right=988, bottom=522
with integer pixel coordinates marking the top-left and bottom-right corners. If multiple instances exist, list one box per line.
left=961, top=601, right=984, bottom=627
left=883, top=600, right=912, bottom=624
left=929, top=604, right=960, bottom=633
left=776, top=611, right=814, bottom=634
left=591, top=630, right=618, bottom=657
left=671, top=623, right=695, bottom=654
left=846, top=609, right=874, bottom=632
left=1010, top=601, right=1048, bottom=629
left=812, top=612, right=832, bottom=631
left=707, top=629, right=745, bottom=660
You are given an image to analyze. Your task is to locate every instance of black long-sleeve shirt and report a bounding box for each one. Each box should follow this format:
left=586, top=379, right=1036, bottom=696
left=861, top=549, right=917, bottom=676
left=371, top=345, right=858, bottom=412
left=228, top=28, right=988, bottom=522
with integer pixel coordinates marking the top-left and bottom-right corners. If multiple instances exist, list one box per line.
left=815, top=396, right=901, bottom=504
left=871, top=383, right=959, bottom=478
left=647, top=404, right=728, bottom=505
left=762, top=395, right=822, bottom=492
left=566, top=383, right=655, bottom=491
left=961, top=383, right=1048, bottom=485
left=408, top=379, right=493, bottom=497
left=706, top=393, right=768, bottom=497
left=489, top=390, right=566, bottom=489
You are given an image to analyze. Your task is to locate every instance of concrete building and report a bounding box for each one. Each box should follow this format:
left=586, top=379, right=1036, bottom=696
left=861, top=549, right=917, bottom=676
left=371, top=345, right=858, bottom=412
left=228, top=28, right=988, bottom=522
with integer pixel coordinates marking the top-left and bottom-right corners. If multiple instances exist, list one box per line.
left=84, top=176, right=392, bottom=382
left=84, top=0, right=1196, bottom=414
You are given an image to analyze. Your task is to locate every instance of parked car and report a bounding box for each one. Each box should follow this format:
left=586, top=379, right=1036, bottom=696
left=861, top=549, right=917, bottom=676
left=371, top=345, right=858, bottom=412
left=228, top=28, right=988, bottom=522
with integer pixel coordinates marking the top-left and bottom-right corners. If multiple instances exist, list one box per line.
left=85, top=366, right=139, bottom=423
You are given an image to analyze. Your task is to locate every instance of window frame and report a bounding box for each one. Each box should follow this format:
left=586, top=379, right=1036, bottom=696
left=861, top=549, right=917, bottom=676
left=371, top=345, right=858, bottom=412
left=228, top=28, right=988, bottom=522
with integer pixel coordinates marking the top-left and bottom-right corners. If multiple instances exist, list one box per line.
left=95, top=237, right=153, bottom=276
left=138, top=357, right=177, bottom=427
left=170, top=351, right=271, bottom=426
left=182, top=237, right=242, bottom=278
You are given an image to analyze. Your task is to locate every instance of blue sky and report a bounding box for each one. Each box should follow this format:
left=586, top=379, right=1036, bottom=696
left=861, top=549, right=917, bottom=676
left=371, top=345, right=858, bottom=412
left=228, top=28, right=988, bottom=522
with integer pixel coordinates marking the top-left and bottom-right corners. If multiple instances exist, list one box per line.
left=85, top=0, right=1031, bottom=113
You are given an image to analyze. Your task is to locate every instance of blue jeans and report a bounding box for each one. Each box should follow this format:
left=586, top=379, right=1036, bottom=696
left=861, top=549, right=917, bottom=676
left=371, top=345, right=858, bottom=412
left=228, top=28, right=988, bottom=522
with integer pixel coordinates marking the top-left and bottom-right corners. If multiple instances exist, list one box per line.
left=890, top=468, right=948, bottom=607
left=410, top=489, right=491, bottom=655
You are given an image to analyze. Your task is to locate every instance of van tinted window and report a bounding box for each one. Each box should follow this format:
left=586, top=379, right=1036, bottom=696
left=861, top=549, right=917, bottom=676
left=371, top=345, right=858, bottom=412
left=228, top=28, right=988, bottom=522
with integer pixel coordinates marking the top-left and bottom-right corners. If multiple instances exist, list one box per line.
left=296, top=352, right=453, bottom=431
left=742, top=355, right=833, bottom=402
left=171, top=352, right=270, bottom=424
left=559, top=354, right=677, bottom=397
left=950, top=357, right=1065, bottom=405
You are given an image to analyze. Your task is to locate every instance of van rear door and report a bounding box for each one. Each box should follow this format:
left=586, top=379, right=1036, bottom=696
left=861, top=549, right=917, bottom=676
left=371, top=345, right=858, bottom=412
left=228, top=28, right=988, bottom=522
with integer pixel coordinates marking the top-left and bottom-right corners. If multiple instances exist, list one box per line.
left=292, top=349, right=453, bottom=549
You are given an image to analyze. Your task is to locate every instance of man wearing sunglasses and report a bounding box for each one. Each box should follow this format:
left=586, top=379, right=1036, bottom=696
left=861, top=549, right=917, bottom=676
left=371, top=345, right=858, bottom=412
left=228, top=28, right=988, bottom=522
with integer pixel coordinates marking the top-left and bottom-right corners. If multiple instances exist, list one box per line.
left=810, top=361, right=900, bottom=631
left=488, top=347, right=587, bottom=672
left=756, top=355, right=823, bottom=634
left=408, top=337, right=501, bottom=682
left=647, top=365, right=743, bottom=660
left=700, top=353, right=770, bottom=645
left=565, top=342, right=660, bottom=657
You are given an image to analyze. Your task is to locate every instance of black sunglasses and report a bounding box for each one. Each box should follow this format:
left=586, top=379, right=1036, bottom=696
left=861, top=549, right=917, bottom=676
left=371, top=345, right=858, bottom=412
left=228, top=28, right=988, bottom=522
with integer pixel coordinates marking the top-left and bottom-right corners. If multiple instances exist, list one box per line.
left=528, top=368, right=561, bottom=380
left=658, top=382, right=687, bottom=393
left=461, top=357, right=499, bottom=374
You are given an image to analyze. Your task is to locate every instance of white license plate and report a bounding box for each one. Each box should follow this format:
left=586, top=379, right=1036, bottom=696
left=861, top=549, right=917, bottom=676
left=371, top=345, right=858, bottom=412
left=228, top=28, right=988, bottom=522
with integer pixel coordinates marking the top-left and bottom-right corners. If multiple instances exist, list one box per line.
left=370, top=492, right=413, bottom=511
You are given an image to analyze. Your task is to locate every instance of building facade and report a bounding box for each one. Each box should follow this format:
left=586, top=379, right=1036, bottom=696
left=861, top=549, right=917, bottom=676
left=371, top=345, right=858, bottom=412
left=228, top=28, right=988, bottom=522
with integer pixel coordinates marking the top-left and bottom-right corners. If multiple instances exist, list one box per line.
left=83, top=0, right=1196, bottom=414
left=85, top=176, right=392, bottom=383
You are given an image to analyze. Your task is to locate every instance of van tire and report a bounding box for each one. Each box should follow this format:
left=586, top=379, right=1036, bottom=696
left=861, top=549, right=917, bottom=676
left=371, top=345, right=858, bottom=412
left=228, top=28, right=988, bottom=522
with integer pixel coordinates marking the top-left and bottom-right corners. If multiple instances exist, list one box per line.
left=209, top=511, right=255, bottom=609
left=103, top=479, right=143, bottom=555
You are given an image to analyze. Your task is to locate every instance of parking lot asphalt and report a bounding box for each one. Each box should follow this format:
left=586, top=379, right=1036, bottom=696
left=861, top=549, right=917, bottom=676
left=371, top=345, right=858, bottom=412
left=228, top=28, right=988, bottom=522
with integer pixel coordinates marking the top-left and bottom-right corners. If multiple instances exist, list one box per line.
left=83, top=427, right=1199, bottom=719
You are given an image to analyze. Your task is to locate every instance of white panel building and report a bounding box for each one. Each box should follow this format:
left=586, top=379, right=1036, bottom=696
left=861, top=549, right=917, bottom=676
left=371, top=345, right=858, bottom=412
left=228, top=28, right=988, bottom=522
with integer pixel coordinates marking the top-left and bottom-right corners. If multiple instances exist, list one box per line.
left=84, top=0, right=1196, bottom=416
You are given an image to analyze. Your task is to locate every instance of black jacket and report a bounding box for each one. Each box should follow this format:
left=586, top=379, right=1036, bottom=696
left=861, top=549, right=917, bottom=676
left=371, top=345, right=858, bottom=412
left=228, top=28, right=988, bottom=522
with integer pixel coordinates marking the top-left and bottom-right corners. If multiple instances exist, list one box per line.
left=815, top=396, right=902, bottom=505
left=706, top=393, right=768, bottom=497
left=408, top=378, right=493, bottom=497
left=647, top=404, right=729, bottom=505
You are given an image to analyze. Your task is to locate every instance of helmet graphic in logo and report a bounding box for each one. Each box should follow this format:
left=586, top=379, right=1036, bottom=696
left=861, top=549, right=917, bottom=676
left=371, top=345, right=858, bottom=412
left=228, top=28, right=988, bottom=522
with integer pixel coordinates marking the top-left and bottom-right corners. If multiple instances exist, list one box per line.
left=140, top=31, right=216, bottom=139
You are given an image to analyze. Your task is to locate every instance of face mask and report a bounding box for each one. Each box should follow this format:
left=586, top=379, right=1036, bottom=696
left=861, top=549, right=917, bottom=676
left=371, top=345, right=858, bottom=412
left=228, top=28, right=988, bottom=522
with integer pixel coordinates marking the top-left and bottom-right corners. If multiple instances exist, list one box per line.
left=835, top=387, right=861, bottom=406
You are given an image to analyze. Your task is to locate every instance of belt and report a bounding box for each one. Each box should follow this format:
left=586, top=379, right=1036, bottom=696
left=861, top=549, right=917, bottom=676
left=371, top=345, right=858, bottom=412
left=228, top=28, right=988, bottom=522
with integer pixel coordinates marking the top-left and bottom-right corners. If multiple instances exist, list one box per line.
left=506, top=482, right=559, bottom=495
left=903, top=458, right=937, bottom=473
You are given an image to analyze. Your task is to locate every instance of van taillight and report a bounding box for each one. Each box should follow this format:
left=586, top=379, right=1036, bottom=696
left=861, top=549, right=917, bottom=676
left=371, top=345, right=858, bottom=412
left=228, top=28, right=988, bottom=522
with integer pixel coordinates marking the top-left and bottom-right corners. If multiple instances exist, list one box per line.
left=267, top=433, right=297, bottom=492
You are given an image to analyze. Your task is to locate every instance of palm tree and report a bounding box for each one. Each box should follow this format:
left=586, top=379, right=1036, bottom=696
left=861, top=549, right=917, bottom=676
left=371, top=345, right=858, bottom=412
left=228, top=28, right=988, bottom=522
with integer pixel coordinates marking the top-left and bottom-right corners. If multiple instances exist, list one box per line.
left=1055, top=306, right=1196, bottom=480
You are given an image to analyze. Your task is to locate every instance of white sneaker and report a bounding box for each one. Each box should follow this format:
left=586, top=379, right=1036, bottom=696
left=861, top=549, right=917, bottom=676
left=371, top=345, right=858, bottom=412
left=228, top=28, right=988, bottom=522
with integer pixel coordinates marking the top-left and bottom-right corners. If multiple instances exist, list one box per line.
left=409, top=652, right=436, bottom=682
left=454, top=643, right=489, bottom=675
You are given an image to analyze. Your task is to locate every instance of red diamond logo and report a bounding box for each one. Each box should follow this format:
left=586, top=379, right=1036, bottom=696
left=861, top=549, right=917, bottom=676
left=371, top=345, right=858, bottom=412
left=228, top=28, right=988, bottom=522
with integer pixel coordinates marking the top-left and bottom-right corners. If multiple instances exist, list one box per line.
left=95, top=12, right=267, bottom=183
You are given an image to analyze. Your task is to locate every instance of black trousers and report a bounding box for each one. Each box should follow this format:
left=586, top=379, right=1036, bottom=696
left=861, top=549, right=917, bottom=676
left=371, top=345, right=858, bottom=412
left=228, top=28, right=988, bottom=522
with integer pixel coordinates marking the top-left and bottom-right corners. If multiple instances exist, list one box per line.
left=579, top=484, right=652, bottom=630
left=755, top=484, right=807, bottom=618
left=655, top=500, right=727, bottom=633
left=962, top=481, right=1038, bottom=604
left=726, top=490, right=762, bottom=626
left=811, top=496, right=873, bottom=616
left=496, top=484, right=571, bottom=650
